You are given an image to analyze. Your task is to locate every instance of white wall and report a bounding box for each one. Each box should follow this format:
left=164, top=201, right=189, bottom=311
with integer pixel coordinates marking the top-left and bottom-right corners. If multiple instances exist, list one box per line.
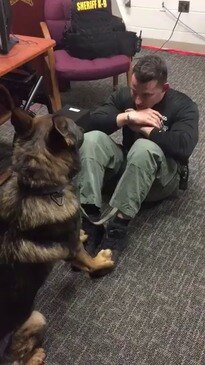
left=116, top=0, right=205, bottom=49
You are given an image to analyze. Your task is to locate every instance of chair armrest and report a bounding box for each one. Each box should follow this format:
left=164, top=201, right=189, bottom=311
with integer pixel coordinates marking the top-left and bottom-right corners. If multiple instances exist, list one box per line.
left=40, top=21, right=55, bottom=72
left=40, top=21, right=51, bottom=40
left=39, top=22, right=62, bottom=111
left=39, top=21, right=54, bottom=69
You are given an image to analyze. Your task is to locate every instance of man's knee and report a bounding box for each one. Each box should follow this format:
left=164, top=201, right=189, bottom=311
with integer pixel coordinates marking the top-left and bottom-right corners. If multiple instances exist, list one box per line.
left=127, top=138, right=164, bottom=167
left=83, top=130, right=109, bottom=146
left=80, top=131, right=109, bottom=155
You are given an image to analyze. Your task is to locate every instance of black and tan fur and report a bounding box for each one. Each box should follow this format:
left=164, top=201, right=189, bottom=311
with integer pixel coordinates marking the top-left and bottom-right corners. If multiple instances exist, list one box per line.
left=0, top=85, right=114, bottom=364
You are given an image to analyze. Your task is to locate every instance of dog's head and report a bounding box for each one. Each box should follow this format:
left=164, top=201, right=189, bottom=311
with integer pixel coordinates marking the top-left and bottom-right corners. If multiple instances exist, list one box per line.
left=11, top=108, right=84, bottom=188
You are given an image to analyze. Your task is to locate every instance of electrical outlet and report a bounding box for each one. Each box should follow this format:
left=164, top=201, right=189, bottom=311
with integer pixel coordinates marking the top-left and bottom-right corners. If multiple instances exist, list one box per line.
left=178, top=1, right=190, bottom=13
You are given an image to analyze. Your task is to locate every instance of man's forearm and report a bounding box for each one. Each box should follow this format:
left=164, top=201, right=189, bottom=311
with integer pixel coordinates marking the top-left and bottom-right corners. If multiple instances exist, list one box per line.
left=117, top=109, right=163, bottom=129
left=116, top=112, right=129, bottom=128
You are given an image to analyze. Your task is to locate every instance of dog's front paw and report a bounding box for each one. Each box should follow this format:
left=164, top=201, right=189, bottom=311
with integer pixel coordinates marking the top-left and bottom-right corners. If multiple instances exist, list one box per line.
left=89, top=249, right=115, bottom=278
left=80, top=229, right=88, bottom=244
left=96, top=249, right=112, bottom=261
left=93, top=249, right=114, bottom=269
left=25, top=347, right=46, bottom=365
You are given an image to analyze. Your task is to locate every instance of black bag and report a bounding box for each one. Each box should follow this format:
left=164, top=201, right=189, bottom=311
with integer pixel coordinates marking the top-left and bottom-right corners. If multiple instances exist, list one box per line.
left=64, top=29, right=138, bottom=59
left=62, top=0, right=140, bottom=59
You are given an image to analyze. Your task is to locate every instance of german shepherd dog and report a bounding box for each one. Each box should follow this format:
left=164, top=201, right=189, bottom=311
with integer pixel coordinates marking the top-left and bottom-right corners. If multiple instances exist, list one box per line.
left=0, top=86, right=114, bottom=364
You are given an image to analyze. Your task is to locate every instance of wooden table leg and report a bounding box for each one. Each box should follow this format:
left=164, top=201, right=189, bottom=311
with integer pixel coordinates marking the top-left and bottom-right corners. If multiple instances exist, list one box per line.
left=43, top=48, right=62, bottom=113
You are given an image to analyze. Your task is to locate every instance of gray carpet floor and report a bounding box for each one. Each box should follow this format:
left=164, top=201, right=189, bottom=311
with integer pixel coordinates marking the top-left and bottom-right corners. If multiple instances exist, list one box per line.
left=0, top=49, right=205, bottom=365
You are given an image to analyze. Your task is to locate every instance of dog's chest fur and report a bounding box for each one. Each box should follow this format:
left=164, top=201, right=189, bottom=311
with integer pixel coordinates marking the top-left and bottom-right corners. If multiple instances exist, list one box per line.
left=0, top=175, right=80, bottom=263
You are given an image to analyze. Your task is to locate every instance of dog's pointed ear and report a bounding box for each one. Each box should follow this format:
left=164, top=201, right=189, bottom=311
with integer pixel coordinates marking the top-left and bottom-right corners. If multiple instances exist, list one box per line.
left=52, top=115, right=83, bottom=147
left=0, top=84, right=33, bottom=136
left=11, top=108, right=33, bottom=136
left=0, top=84, right=15, bottom=111
left=52, top=115, right=75, bottom=146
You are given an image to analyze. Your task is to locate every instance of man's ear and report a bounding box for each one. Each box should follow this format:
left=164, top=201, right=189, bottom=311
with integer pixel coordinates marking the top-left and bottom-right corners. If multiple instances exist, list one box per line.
left=162, top=82, right=170, bottom=92
left=11, top=108, right=33, bottom=136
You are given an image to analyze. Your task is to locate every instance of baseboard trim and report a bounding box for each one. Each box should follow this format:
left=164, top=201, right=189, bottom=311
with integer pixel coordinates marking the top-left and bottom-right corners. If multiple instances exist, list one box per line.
left=142, top=38, right=205, bottom=56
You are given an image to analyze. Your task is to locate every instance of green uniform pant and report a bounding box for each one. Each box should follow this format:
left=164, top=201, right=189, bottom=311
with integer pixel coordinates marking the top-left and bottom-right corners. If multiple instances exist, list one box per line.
left=78, top=131, right=179, bottom=218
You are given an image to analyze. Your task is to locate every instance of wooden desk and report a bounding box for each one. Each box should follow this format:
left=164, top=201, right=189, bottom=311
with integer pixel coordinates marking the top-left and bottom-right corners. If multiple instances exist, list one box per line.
left=0, top=35, right=62, bottom=185
left=0, top=34, right=61, bottom=114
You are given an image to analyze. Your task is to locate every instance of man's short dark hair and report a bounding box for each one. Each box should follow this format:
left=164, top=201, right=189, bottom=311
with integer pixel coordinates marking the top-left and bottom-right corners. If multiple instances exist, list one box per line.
left=133, top=55, right=168, bottom=85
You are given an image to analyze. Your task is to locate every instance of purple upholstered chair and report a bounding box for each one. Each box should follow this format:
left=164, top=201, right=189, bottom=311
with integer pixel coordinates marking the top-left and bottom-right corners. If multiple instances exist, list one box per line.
left=40, top=0, right=132, bottom=109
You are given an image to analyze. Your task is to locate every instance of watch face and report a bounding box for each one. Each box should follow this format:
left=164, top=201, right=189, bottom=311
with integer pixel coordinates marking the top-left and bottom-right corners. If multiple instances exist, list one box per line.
left=160, top=116, right=168, bottom=131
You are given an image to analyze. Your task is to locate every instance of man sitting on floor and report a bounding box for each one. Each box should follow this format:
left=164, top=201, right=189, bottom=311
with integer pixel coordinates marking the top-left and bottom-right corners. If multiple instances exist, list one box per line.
left=78, top=54, right=199, bottom=267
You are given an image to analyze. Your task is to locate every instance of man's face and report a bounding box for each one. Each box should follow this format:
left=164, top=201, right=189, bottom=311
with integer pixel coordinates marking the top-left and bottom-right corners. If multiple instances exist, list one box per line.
left=131, top=74, right=167, bottom=110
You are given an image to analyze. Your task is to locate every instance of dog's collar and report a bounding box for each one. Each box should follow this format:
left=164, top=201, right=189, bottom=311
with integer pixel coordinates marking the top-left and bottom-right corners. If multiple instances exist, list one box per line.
left=50, top=190, right=65, bottom=206
left=18, top=182, right=66, bottom=206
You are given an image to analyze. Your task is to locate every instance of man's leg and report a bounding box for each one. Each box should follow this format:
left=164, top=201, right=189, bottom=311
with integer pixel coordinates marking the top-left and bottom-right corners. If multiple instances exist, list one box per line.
left=110, top=138, right=179, bottom=218
left=79, top=131, right=124, bottom=208
left=78, top=131, right=123, bottom=208
left=78, top=131, right=124, bottom=252
left=100, top=139, right=179, bottom=261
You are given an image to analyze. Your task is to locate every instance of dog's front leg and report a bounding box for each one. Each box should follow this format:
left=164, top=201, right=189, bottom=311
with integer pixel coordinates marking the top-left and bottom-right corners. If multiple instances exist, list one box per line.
left=4, top=311, right=46, bottom=365
left=71, top=242, right=114, bottom=274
